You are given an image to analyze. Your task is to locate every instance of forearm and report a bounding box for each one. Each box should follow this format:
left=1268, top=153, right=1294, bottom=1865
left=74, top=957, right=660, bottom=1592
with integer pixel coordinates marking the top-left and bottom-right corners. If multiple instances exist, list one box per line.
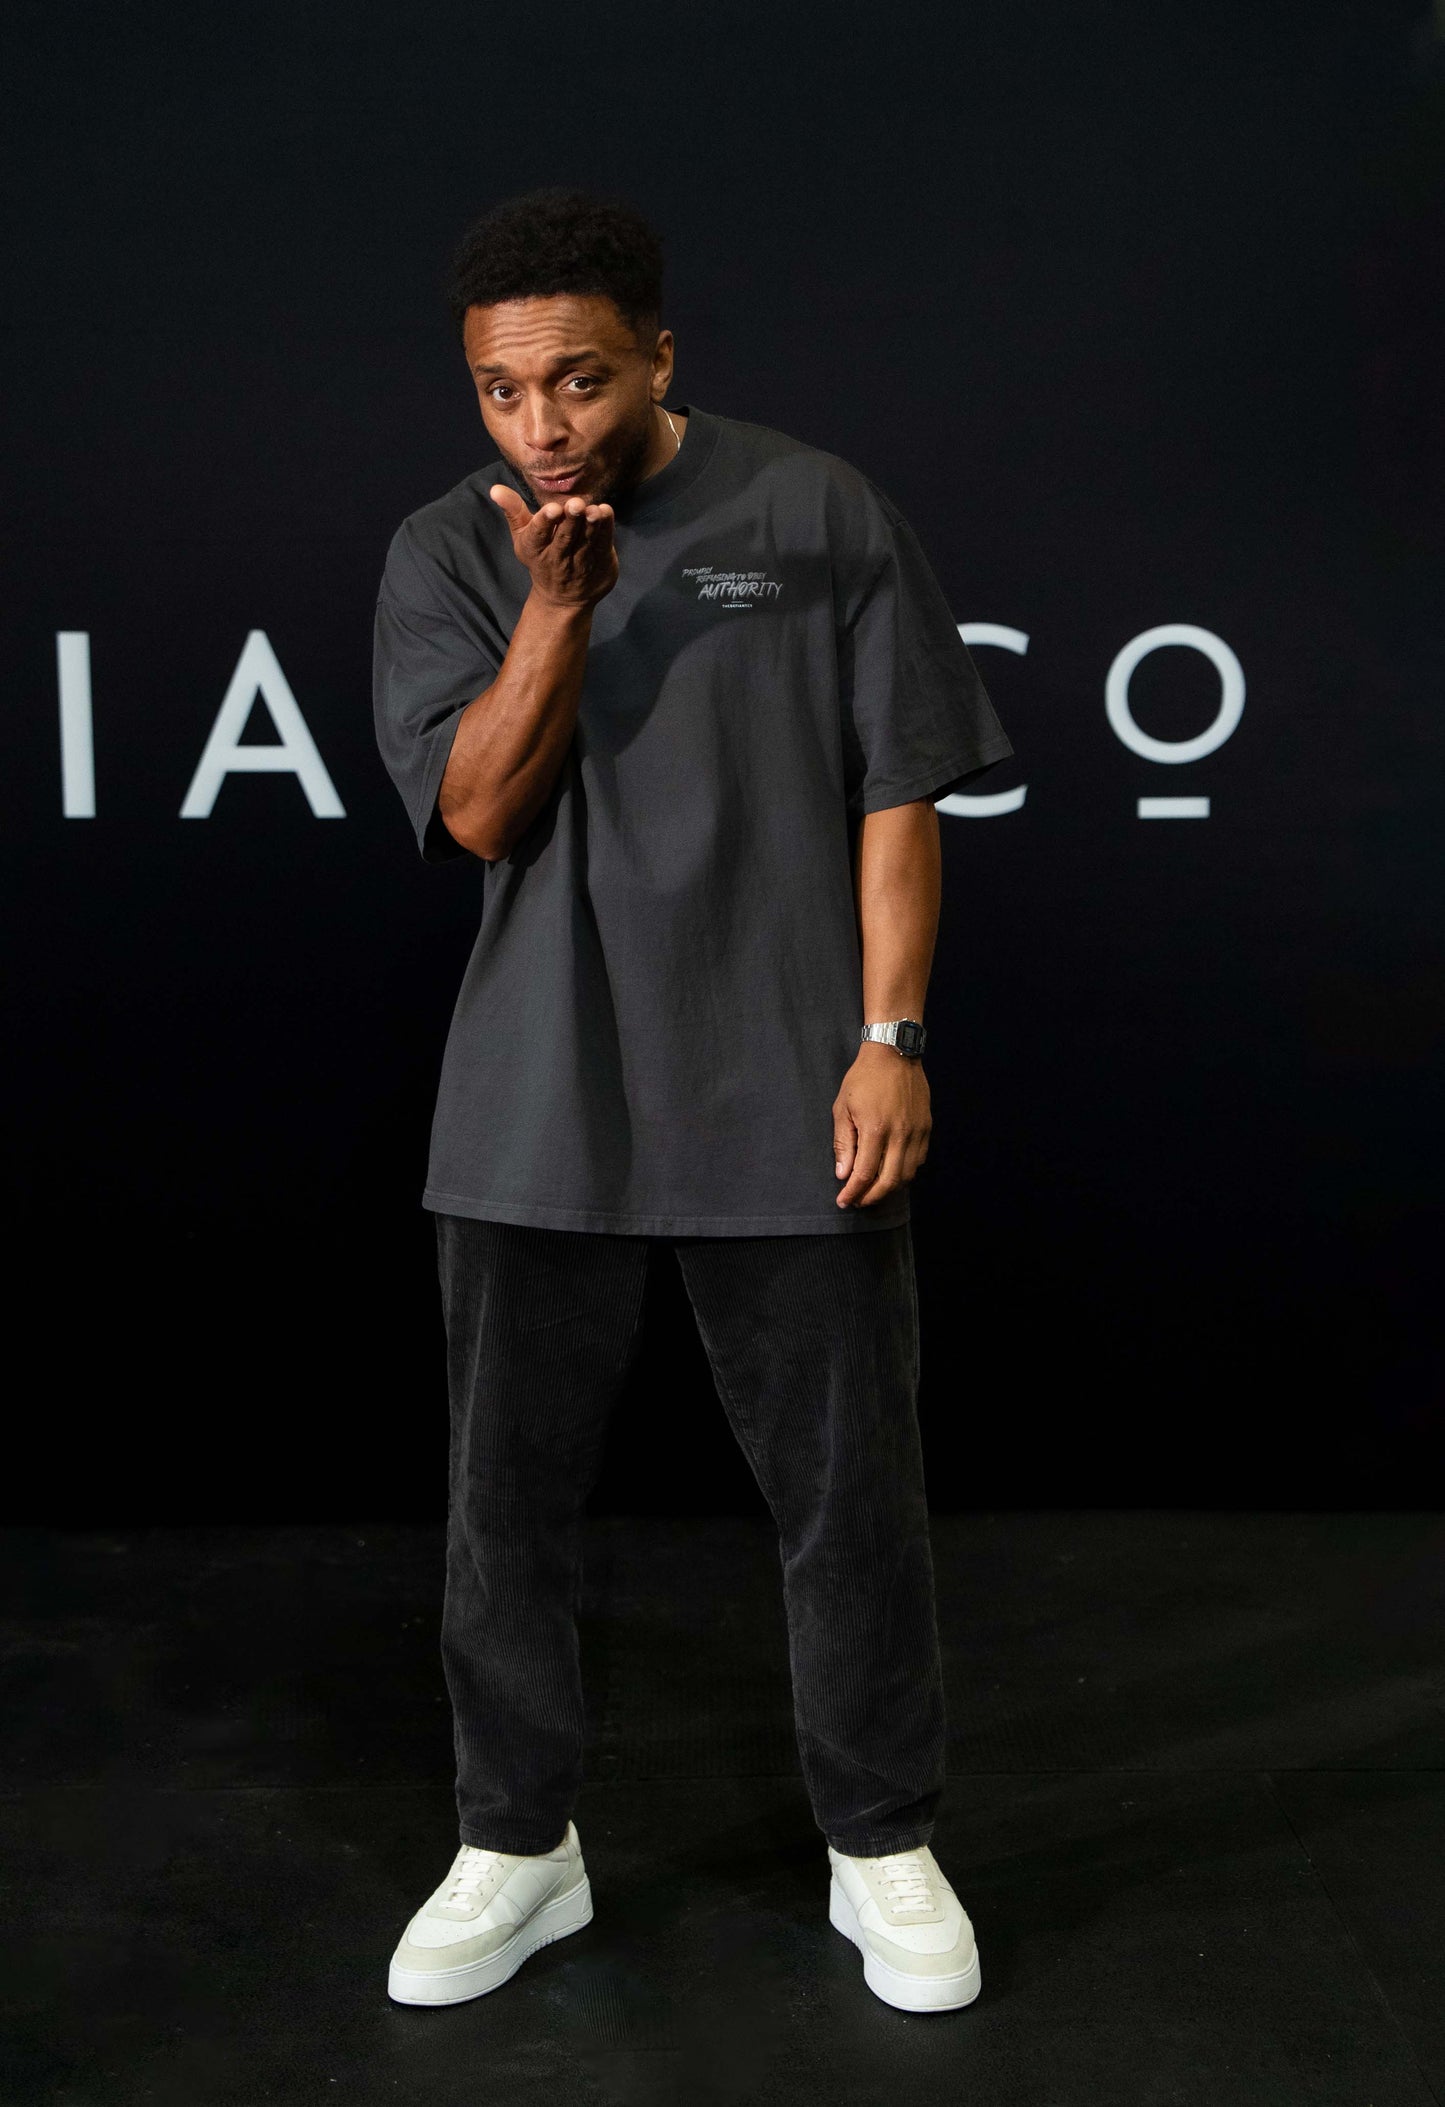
left=438, top=591, right=595, bottom=861
left=853, top=799, right=941, bottom=1020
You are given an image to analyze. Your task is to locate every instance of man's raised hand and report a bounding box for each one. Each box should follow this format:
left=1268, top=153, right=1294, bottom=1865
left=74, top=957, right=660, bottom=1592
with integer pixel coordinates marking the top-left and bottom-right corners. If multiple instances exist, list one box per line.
left=490, top=486, right=618, bottom=609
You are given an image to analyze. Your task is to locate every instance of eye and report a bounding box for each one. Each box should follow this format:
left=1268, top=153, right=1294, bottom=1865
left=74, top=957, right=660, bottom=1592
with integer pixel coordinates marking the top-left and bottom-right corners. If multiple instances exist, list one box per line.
left=484, top=382, right=516, bottom=403
left=564, top=375, right=600, bottom=393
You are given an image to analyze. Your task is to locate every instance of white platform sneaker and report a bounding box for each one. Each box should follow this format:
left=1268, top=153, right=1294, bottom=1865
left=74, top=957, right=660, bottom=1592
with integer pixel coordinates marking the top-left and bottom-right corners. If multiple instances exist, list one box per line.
left=828, top=1843, right=981, bottom=2012
left=388, top=1823, right=593, bottom=2006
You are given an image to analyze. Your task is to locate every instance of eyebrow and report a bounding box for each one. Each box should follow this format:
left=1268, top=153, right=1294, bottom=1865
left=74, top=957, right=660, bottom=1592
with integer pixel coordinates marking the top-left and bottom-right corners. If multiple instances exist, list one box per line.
left=470, top=348, right=612, bottom=376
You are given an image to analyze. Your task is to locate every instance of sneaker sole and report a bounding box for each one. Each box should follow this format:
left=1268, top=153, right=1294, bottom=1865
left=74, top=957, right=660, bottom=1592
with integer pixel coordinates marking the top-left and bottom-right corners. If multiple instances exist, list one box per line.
left=388, top=1875, right=594, bottom=2007
left=828, top=1875, right=981, bottom=2013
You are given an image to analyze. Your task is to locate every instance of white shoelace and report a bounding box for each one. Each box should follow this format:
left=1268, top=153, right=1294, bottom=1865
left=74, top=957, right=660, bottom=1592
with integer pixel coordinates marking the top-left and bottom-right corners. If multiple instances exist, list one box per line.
left=874, top=1852, right=936, bottom=1913
left=442, top=1845, right=503, bottom=1906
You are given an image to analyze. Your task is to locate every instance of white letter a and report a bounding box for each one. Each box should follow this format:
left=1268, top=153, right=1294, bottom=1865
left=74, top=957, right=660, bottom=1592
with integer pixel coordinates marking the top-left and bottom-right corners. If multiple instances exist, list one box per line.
left=180, top=630, right=345, bottom=818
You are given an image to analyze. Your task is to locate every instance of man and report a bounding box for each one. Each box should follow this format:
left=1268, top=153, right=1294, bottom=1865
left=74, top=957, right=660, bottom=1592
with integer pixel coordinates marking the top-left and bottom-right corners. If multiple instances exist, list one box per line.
left=372, top=187, right=1013, bottom=2016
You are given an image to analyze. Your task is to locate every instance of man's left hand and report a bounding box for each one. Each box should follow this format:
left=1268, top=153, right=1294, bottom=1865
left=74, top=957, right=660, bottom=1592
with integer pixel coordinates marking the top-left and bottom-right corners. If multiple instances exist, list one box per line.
left=832, top=1043, right=932, bottom=1208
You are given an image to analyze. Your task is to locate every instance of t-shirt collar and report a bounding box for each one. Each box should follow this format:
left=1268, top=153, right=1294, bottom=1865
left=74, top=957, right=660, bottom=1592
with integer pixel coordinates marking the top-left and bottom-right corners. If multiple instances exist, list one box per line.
left=611, top=403, right=718, bottom=520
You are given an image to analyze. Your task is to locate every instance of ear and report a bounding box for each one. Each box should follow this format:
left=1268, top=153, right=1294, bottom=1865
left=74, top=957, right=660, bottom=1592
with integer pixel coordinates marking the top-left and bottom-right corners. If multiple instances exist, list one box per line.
left=650, top=327, right=676, bottom=401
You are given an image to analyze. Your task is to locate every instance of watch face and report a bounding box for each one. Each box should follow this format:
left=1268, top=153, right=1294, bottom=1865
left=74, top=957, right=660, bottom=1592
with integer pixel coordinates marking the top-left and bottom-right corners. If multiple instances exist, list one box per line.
left=896, top=1019, right=925, bottom=1058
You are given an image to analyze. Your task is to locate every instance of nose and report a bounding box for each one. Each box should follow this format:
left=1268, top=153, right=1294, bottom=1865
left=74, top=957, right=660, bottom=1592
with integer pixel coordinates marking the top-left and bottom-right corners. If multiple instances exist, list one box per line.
left=520, top=392, right=571, bottom=456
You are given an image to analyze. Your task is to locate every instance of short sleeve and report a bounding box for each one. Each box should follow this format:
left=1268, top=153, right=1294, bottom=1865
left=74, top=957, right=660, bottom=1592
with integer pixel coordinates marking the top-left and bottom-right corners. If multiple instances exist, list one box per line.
left=372, top=522, right=507, bottom=862
left=838, top=487, right=1014, bottom=815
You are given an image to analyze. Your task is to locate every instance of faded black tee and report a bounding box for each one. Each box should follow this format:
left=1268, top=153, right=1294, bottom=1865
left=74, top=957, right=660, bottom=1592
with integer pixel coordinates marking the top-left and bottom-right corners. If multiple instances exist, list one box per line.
left=373, top=405, right=1013, bottom=1235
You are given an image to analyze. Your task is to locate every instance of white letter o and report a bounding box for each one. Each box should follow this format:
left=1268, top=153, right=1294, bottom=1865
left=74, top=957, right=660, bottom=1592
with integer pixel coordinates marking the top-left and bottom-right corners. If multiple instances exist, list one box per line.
left=1105, top=624, right=1245, bottom=764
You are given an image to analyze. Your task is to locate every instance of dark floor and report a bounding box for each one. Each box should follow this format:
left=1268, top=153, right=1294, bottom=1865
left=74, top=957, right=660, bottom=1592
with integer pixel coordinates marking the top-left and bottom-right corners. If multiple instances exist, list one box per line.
left=3, top=1512, right=1444, bottom=2106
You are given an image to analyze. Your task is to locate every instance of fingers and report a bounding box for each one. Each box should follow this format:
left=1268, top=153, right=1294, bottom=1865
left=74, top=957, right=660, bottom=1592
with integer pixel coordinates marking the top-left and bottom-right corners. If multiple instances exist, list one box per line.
left=546, top=505, right=583, bottom=558
left=834, top=1117, right=856, bottom=1186
left=554, top=499, right=614, bottom=551
left=836, top=1122, right=886, bottom=1208
left=834, top=1119, right=929, bottom=1207
left=864, top=1132, right=909, bottom=1206
left=583, top=504, right=615, bottom=557
left=489, top=488, right=575, bottom=559
left=489, top=488, right=563, bottom=565
left=489, top=486, right=613, bottom=532
left=494, top=488, right=614, bottom=559
left=544, top=506, right=617, bottom=579
left=490, top=484, right=618, bottom=604
left=549, top=495, right=605, bottom=555
left=518, top=503, right=576, bottom=564
left=488, top=484, right=531, bottom=532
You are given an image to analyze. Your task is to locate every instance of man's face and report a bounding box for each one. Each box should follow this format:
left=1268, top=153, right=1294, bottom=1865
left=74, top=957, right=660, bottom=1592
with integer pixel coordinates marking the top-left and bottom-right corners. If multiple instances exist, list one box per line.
left=463, top=294, right=673, bottom=507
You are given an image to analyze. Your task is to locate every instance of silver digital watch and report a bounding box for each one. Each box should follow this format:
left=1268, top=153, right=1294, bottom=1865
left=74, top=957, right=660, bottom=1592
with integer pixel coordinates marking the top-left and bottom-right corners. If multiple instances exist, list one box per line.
left=860, top=1018, right=927, bottom=1059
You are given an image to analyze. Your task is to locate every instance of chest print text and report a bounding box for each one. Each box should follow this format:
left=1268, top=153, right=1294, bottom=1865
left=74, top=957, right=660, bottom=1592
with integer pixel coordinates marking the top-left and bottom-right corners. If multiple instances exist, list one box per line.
left=681, top=565, right=784, bottom=606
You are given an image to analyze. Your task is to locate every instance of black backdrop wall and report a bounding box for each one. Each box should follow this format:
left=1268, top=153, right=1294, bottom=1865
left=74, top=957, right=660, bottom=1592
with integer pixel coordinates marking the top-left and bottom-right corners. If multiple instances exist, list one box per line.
left=4, top=0, right=1441, bottom=1520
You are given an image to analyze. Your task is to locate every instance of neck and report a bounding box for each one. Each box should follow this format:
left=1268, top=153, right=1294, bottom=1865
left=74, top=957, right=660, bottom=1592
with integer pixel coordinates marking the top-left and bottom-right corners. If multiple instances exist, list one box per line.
left=639, top=401, right=687, bottom=482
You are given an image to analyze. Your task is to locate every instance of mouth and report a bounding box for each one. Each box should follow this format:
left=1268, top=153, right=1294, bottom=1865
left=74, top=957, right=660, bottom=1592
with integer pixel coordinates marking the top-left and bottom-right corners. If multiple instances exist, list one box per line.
left=528, top=465, right=589, bottom=495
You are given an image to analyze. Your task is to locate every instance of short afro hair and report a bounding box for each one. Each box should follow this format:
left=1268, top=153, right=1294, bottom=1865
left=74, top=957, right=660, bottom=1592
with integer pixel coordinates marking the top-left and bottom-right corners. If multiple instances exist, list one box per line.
left=447, top=188, right=664, bottom=344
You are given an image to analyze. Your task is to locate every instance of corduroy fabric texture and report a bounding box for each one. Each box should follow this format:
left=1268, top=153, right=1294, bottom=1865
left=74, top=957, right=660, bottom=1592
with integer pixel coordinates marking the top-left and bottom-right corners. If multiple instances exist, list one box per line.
left=435, top=1213, right=946, bottom=1858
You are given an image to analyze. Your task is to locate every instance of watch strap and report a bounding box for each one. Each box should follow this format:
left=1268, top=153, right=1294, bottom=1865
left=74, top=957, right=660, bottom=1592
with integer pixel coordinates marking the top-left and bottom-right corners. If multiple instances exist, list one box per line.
left=861, top=1018, right=927, bottom=1058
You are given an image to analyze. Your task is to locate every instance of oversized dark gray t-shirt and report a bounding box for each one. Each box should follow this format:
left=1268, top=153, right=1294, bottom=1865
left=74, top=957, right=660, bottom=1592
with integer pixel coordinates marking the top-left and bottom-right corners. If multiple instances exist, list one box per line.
left=373, top=404, right=1013, bottom=1236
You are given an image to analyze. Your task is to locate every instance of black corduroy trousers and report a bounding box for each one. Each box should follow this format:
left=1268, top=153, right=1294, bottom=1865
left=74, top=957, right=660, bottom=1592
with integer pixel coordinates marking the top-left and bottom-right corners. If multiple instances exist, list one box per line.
left=435, top=1212, right=946, bottom=1859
